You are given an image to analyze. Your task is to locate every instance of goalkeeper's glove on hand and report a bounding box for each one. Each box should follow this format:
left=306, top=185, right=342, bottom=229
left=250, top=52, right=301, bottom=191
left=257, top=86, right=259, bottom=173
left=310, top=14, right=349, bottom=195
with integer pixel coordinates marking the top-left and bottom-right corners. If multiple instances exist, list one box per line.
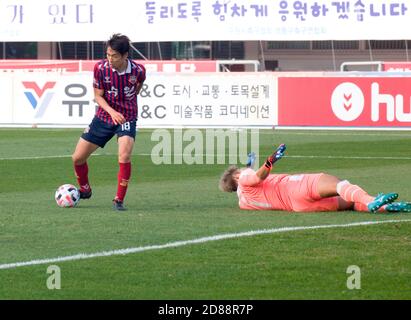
left=264, top=144, right=286, bottom=170
left=246, top=152, right=256, bottom=168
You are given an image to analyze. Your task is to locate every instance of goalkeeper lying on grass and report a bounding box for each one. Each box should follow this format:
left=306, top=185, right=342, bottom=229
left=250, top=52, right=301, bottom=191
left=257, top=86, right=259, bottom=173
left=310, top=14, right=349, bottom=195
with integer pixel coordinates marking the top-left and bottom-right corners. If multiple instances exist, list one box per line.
left=219, top=144, right=411, bottom=213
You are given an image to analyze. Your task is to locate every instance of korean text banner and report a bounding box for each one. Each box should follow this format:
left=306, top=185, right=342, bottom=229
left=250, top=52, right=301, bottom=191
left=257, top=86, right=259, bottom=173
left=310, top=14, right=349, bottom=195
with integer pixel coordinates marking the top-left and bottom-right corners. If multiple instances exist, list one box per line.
left=1, top=0, right=411, bottom=42
left=3, top=72, right=277, bottom=128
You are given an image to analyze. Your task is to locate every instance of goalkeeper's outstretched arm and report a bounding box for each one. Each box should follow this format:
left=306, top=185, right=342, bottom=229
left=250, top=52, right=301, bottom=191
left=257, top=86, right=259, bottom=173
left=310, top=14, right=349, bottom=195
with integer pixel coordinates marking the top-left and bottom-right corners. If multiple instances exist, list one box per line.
left=256, top=144, right=286, bottom=181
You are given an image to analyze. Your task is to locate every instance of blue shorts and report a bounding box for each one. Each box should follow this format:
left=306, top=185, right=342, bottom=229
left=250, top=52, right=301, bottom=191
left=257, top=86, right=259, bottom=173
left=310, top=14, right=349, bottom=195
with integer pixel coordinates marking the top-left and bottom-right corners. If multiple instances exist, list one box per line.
left=81, top=116, right=137, bottom=148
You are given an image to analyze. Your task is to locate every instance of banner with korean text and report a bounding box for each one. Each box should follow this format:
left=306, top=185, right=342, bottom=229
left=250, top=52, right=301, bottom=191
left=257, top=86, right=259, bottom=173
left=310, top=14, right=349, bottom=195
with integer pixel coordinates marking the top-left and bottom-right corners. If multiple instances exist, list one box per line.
left=2, top=72, right=277, bottom=128
left=3, top=72, right=411, bottom=129
left=1, top=0, right=411, bottom=42
left=139, top=73, right=277, bottom=127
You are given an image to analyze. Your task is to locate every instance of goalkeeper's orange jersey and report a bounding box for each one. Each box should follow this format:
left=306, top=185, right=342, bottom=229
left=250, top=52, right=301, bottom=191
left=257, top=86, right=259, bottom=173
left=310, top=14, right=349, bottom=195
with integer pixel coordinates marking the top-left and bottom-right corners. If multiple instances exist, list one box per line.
left=237, top=168, right=339, bottom=212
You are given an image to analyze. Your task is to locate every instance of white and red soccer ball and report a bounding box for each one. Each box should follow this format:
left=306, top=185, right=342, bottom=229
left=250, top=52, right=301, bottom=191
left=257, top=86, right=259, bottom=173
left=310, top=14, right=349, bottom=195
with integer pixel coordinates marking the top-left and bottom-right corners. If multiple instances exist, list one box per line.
left=55, top=184, right=80, bottom=208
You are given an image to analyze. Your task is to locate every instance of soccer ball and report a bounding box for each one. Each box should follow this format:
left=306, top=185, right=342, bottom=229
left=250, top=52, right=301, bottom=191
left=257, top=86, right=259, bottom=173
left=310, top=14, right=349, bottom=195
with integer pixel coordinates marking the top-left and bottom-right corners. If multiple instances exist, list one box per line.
left=55, top=184, right=80, bottom=208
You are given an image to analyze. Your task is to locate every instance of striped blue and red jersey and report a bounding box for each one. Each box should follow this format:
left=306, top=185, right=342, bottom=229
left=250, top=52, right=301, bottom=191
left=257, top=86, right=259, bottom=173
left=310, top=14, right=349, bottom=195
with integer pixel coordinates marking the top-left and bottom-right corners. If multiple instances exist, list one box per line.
left=93, top=59, right=146, bottom=124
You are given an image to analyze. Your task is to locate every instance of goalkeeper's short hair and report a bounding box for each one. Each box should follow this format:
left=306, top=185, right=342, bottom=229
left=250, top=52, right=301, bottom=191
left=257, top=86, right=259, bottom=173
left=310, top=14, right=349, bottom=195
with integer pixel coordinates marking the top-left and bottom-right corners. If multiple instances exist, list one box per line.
left=219, top=165, right=240, bottom=193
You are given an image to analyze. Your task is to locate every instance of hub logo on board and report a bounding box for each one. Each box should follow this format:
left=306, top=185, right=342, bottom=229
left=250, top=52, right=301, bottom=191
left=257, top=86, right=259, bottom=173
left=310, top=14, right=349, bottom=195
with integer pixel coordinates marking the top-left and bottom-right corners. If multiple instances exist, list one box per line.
left=331, top=82, right=411, bottom=122
left=331, top=82, right=364, bottom=121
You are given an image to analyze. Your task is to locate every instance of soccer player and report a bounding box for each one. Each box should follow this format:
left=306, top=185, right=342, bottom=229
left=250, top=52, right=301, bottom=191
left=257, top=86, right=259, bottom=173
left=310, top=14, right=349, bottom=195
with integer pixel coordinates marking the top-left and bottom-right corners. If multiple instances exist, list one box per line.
left=72, top=34, right=146, bottom=211
left=219, top=144, right=411, bottom=213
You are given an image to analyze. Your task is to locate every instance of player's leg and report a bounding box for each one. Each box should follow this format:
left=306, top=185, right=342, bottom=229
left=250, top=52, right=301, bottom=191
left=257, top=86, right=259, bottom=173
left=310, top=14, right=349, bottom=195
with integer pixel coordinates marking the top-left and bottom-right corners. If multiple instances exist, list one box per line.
left=72, top=137, right=99, bottom=165
left=292, top=196, right=352, bottom=212
left=72, top=137, right=99, bottom=198
left=72, top=117, right=115, bottom=199
left=316, top=174, right=398, bottom=213
left=337, top=179, right=397, bottom=212
left=315, top=174, right=341, bottom=198
left=113, top=136, right=134, bottom=210
left=113, top=121, right=137, bottom=211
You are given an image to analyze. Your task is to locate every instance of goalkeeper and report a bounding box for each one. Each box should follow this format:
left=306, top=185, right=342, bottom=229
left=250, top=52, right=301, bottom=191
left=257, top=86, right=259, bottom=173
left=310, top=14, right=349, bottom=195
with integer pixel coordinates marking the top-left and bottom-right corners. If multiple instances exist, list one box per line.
left=219, top=144, right=410, bottom=213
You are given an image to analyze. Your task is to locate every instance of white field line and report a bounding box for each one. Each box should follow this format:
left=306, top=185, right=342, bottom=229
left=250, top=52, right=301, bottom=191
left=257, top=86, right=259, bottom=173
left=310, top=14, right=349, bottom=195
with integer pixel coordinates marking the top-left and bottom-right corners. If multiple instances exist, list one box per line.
left=1, top=153, right=411, bottom=161
left=1, top=219, right=410, bottom=270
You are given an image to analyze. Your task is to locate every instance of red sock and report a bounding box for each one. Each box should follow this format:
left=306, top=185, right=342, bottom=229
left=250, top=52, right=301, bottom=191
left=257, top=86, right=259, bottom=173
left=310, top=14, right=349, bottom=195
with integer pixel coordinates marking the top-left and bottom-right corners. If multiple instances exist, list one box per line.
left=115, top=162, right=131, bottom=202
left=337, top=180, right=374, bottom=206
left=74, top=163, right=91, bottom=192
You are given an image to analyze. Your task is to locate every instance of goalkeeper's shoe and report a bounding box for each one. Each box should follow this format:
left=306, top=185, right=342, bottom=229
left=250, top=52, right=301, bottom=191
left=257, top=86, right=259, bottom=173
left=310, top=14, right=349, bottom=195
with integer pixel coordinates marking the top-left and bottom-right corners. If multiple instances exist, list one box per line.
left=79, top=188, right=92, bottom=199
left=367, top=192, right=398, bottom=213
left=385, top=202, right=411, bottom=213
left=113, top=199, right=127, bottom=211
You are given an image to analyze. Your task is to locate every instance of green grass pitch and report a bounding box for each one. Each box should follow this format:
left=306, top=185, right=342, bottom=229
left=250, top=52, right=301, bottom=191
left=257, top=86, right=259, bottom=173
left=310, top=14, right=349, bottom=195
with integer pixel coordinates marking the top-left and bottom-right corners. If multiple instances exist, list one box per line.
left=0, top=128, right=410, bottom=299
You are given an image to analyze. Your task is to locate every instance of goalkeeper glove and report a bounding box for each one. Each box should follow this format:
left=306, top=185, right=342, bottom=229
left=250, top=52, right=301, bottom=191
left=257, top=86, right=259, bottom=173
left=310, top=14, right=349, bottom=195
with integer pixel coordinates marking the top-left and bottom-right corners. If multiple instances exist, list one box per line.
left=246, top=152, right=256, bottom=168
left=264, top=144, right=286, bottom=170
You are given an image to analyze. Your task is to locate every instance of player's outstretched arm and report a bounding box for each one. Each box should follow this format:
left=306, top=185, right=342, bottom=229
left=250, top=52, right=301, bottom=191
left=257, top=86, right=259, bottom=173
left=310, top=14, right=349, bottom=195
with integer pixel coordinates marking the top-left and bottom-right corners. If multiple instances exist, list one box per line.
left=256, top=144, right=286, bottom=180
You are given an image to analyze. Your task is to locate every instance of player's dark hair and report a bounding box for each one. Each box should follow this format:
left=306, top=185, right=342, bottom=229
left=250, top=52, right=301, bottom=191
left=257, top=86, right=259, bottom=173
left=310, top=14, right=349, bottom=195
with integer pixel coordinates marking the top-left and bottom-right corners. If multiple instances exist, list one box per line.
left=107, top=33, right=130, bottom=56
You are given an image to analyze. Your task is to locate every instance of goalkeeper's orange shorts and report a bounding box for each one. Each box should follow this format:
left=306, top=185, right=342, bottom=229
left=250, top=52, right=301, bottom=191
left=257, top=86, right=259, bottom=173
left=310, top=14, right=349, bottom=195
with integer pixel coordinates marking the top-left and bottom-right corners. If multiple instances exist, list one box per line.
left=285, top=173, right=340, bottom=212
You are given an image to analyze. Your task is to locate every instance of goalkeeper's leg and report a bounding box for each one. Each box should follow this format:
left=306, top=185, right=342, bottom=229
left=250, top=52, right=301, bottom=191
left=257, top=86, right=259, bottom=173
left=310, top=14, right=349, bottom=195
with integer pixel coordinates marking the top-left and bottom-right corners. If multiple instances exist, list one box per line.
left=336, top=180, right=397, bottom=213
left=315, top=174, right=398, bottom=212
